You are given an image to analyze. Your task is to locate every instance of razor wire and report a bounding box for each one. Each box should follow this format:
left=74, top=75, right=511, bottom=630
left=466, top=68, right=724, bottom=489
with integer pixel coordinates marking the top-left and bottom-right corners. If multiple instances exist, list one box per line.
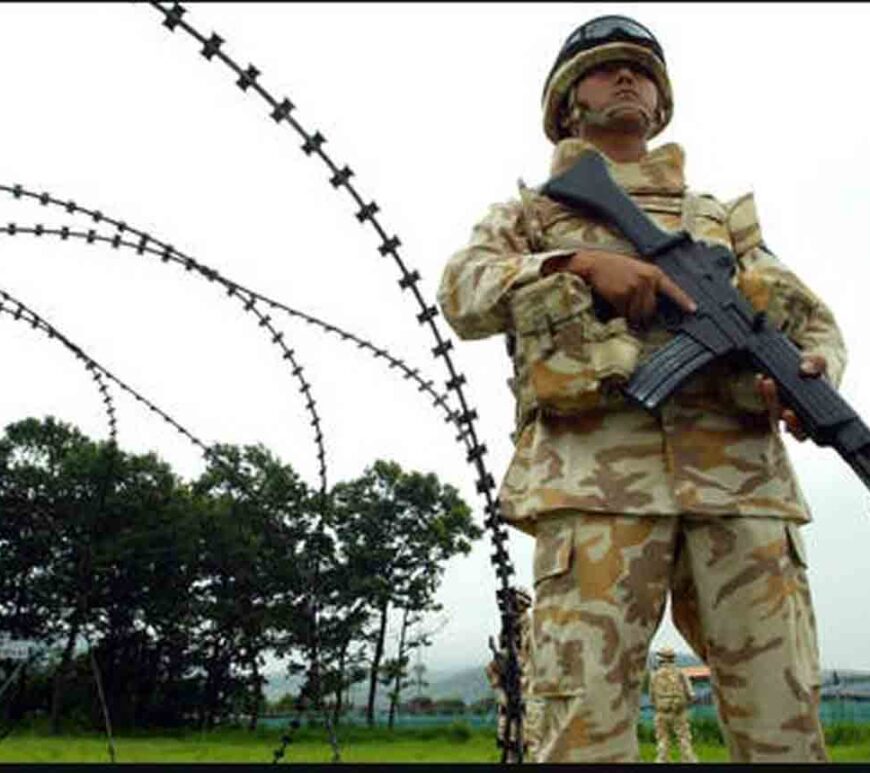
left=86, top=636, right=116, bottom=764
left=0, top=205, right=467, bottom=760
left=0, top=199, right=456, bottom=445
left=0, top=302, right=118, bottom=445
left=0, top=211, right=443, bottom=763
left=0, top=288, right=219, bottom=465
left=0, top=295, right=120, bottom=760
left=0, top=293, right=220, bottom=759
left=0, top=214, right=328, bottom=499
left=146, top=1, right=525, bottom=760
left=0, top=286, right=340, bottom=567
left=0, top=286, right=340, bottom=757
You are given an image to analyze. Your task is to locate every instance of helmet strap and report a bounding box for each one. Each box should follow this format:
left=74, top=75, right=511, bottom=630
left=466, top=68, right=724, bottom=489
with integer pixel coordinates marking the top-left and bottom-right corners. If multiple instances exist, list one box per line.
left=576, top=100, right=657, bottom=138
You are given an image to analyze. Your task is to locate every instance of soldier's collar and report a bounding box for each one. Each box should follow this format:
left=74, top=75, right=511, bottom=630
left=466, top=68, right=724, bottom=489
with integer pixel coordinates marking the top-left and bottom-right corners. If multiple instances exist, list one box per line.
left=550, top=138, right=686, bottom=195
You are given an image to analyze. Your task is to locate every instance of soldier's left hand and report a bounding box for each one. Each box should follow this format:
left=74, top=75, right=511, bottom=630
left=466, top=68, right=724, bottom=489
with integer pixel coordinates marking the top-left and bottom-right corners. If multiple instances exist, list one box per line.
left=756, top=353, right=827, bottom=441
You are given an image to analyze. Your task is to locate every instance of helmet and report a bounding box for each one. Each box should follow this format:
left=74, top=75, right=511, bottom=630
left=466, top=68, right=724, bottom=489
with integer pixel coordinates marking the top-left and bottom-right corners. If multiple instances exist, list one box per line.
left=657, top=647, right=676, bottom=662
left=541, top=15, right=674, bottom=143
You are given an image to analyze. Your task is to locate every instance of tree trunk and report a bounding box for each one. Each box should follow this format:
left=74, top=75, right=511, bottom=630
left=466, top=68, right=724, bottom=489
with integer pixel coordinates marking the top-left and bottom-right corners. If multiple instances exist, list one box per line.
left=332, top=639, right=348, bottom=727
left=50, top=612, right=82, bottom=735
left=9, top=659, right=28, bottom=724
left=388, top=608, right=410, bottom=730
left=202, top=639, right=225, bottom=730
left=247, top=656, right=261, bottom=731
left=365, top=600, right=389, bottom=727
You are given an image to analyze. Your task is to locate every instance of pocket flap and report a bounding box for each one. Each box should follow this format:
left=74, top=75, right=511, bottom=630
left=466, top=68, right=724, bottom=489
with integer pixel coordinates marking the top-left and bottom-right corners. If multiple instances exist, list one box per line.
left=533, top=519, right=574, bottom=585
left=511, top=272, right=591, bottom=335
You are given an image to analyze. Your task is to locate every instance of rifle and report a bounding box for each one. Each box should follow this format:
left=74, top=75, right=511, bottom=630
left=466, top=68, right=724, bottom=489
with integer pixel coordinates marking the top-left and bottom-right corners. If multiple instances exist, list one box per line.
left=540, top=149, right=870, bottom=492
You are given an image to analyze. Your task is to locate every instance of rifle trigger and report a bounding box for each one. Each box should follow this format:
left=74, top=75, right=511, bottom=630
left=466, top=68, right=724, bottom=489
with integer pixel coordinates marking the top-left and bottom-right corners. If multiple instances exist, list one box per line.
left=657, top=296, right=683, bottom=331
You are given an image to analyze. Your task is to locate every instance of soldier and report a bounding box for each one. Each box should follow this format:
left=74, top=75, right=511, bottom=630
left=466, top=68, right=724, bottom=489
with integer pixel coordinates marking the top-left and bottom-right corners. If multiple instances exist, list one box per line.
left=439, top=14, right=842, bottom=764
left=485, top=587, right=542, bottom=762
left=650, top=648, right=697, bottom=763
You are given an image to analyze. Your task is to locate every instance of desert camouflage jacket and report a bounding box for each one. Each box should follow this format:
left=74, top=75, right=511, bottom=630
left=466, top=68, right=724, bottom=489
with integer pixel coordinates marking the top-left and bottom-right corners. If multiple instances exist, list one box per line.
left=438, top=138, right=847, bottom=531
left=650, top=664, right=695, bottom=712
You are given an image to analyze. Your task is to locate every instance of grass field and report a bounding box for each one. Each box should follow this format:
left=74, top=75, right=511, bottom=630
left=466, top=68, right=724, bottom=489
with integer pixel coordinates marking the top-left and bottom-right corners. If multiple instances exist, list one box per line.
left=1, top=723, right=869, bottom=763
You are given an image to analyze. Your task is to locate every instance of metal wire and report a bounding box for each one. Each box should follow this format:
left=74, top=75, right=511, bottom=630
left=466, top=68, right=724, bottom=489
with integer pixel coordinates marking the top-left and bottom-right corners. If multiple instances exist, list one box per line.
left=0, top=213, right=328, bottom=497
left=0, top=284, right=343, bottom=756
left=145, top=2, right=525, bottom=759
left=0, top=303, right=118, bottom=446
left=0, top=211, right=450, bottom=759
left=0, top=295, right=121, bottom=759
left=0, top=200, right=455, bottom=451
left=0, top=287, right=260, bottom=497
left=0, top=284, right=344, bottom=754
left=86, top=635, right=117, bottom=764
left=0, top=282, right=331, bottom=619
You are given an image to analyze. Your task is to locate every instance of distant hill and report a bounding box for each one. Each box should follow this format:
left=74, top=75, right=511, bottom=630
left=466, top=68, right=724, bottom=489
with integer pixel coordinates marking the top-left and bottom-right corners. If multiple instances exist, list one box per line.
left=263, top=656, right=870, bottom=706
left=263, top=663, right=494, bottom=708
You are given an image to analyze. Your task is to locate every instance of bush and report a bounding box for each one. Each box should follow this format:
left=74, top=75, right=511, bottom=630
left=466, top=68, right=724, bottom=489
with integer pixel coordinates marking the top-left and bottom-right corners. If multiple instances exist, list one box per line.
left=637, top=722, right=655, bottom=744
left=690, top=717, right=724, bottom=744
left=445, top=721, right=472, bottom=743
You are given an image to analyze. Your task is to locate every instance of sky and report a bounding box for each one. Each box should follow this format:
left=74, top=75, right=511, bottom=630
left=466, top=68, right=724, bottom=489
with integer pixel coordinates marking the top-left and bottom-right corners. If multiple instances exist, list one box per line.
left=0, top=3, right=869, bottom=675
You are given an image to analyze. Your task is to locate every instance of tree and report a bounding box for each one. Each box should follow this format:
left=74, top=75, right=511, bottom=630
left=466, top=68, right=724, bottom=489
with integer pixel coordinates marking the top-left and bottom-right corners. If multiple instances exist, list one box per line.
left=383, top=611, right=448, bottom=728
left=191, top=443, right=314, bottom=731
left=0, top=418, right=481, bottom=740
left=0, top=420, right=318, bottom=731
left=330, top=460, right=481, bottom=727
left=411, top=659, right=428, bottom=697
left=0, top=417, right=115, bottom=733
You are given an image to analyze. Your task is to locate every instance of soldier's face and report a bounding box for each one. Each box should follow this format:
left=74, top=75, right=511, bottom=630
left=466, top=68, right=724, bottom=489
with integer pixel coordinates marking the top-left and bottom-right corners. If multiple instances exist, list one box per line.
left=573, top=59, right=659, bottom=131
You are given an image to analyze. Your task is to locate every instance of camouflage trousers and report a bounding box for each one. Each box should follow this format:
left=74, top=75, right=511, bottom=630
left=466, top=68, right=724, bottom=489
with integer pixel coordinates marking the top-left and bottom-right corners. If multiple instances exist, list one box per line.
left=530, top=511, right=827, bottom=763
left=654, top=708, right=697, bottom=763
left=525, top=696, right=544, bottom=761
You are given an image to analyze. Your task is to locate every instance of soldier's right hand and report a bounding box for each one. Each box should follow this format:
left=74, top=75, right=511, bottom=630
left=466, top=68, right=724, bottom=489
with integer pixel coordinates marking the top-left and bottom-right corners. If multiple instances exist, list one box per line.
left=544, top=248, right=697, bottom=327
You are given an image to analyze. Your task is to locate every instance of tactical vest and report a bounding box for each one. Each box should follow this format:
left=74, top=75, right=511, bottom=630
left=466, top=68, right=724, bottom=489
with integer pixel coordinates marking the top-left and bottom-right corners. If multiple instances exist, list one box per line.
left=651, top=666, right=689, bottom=712
left=507, top=181, right=724, bottom=428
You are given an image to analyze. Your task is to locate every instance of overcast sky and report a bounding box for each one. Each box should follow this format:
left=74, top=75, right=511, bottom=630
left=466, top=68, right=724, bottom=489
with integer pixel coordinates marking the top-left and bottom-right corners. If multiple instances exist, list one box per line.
left=0, top=3, right=869, bottom=675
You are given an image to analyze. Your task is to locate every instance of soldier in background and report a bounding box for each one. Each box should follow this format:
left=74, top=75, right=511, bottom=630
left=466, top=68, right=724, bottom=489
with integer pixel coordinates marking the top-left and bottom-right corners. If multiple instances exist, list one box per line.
left=440, top=13, right=841, bottom=764
left=650, top=648, right=697, bottom=763
left=484, top=587, right=542, bottom=761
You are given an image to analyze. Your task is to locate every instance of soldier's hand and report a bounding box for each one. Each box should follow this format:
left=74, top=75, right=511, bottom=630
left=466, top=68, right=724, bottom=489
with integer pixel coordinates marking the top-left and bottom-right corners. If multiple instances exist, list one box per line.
left=755, top=353, right=827, bottom=441
left=544, top=248, right=696, bottom=327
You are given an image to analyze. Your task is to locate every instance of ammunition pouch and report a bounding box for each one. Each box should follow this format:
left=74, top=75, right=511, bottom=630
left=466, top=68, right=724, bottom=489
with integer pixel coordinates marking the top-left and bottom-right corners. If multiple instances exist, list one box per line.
left=510, top=271, right=641, bottom=428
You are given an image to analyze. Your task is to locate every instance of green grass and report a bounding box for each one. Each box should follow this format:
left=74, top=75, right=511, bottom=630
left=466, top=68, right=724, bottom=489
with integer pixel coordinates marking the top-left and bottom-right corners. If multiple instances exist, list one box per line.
left=0, top=725, right=499, bottom=764
left=0, top=724, right=867, bottom=763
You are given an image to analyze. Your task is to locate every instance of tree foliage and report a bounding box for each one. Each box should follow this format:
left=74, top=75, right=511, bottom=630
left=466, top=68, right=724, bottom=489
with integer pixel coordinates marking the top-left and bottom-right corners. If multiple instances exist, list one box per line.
left=331, top=460, right=482, bottom=726
left=0, top=418, right=481, bottom=731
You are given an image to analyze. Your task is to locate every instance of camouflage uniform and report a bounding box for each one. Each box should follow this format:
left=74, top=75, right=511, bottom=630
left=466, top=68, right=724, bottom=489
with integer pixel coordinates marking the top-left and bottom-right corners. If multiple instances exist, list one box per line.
left=650, top=648, right=697, bottom=763
left=439, top=136, right=845, bottom=762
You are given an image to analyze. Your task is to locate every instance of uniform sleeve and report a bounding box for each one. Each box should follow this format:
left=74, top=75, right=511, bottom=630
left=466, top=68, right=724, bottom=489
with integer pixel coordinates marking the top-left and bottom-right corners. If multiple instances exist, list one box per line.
left=727, top=193, right=848, bottom=388
left=437, top=199, right=575, bottom=340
